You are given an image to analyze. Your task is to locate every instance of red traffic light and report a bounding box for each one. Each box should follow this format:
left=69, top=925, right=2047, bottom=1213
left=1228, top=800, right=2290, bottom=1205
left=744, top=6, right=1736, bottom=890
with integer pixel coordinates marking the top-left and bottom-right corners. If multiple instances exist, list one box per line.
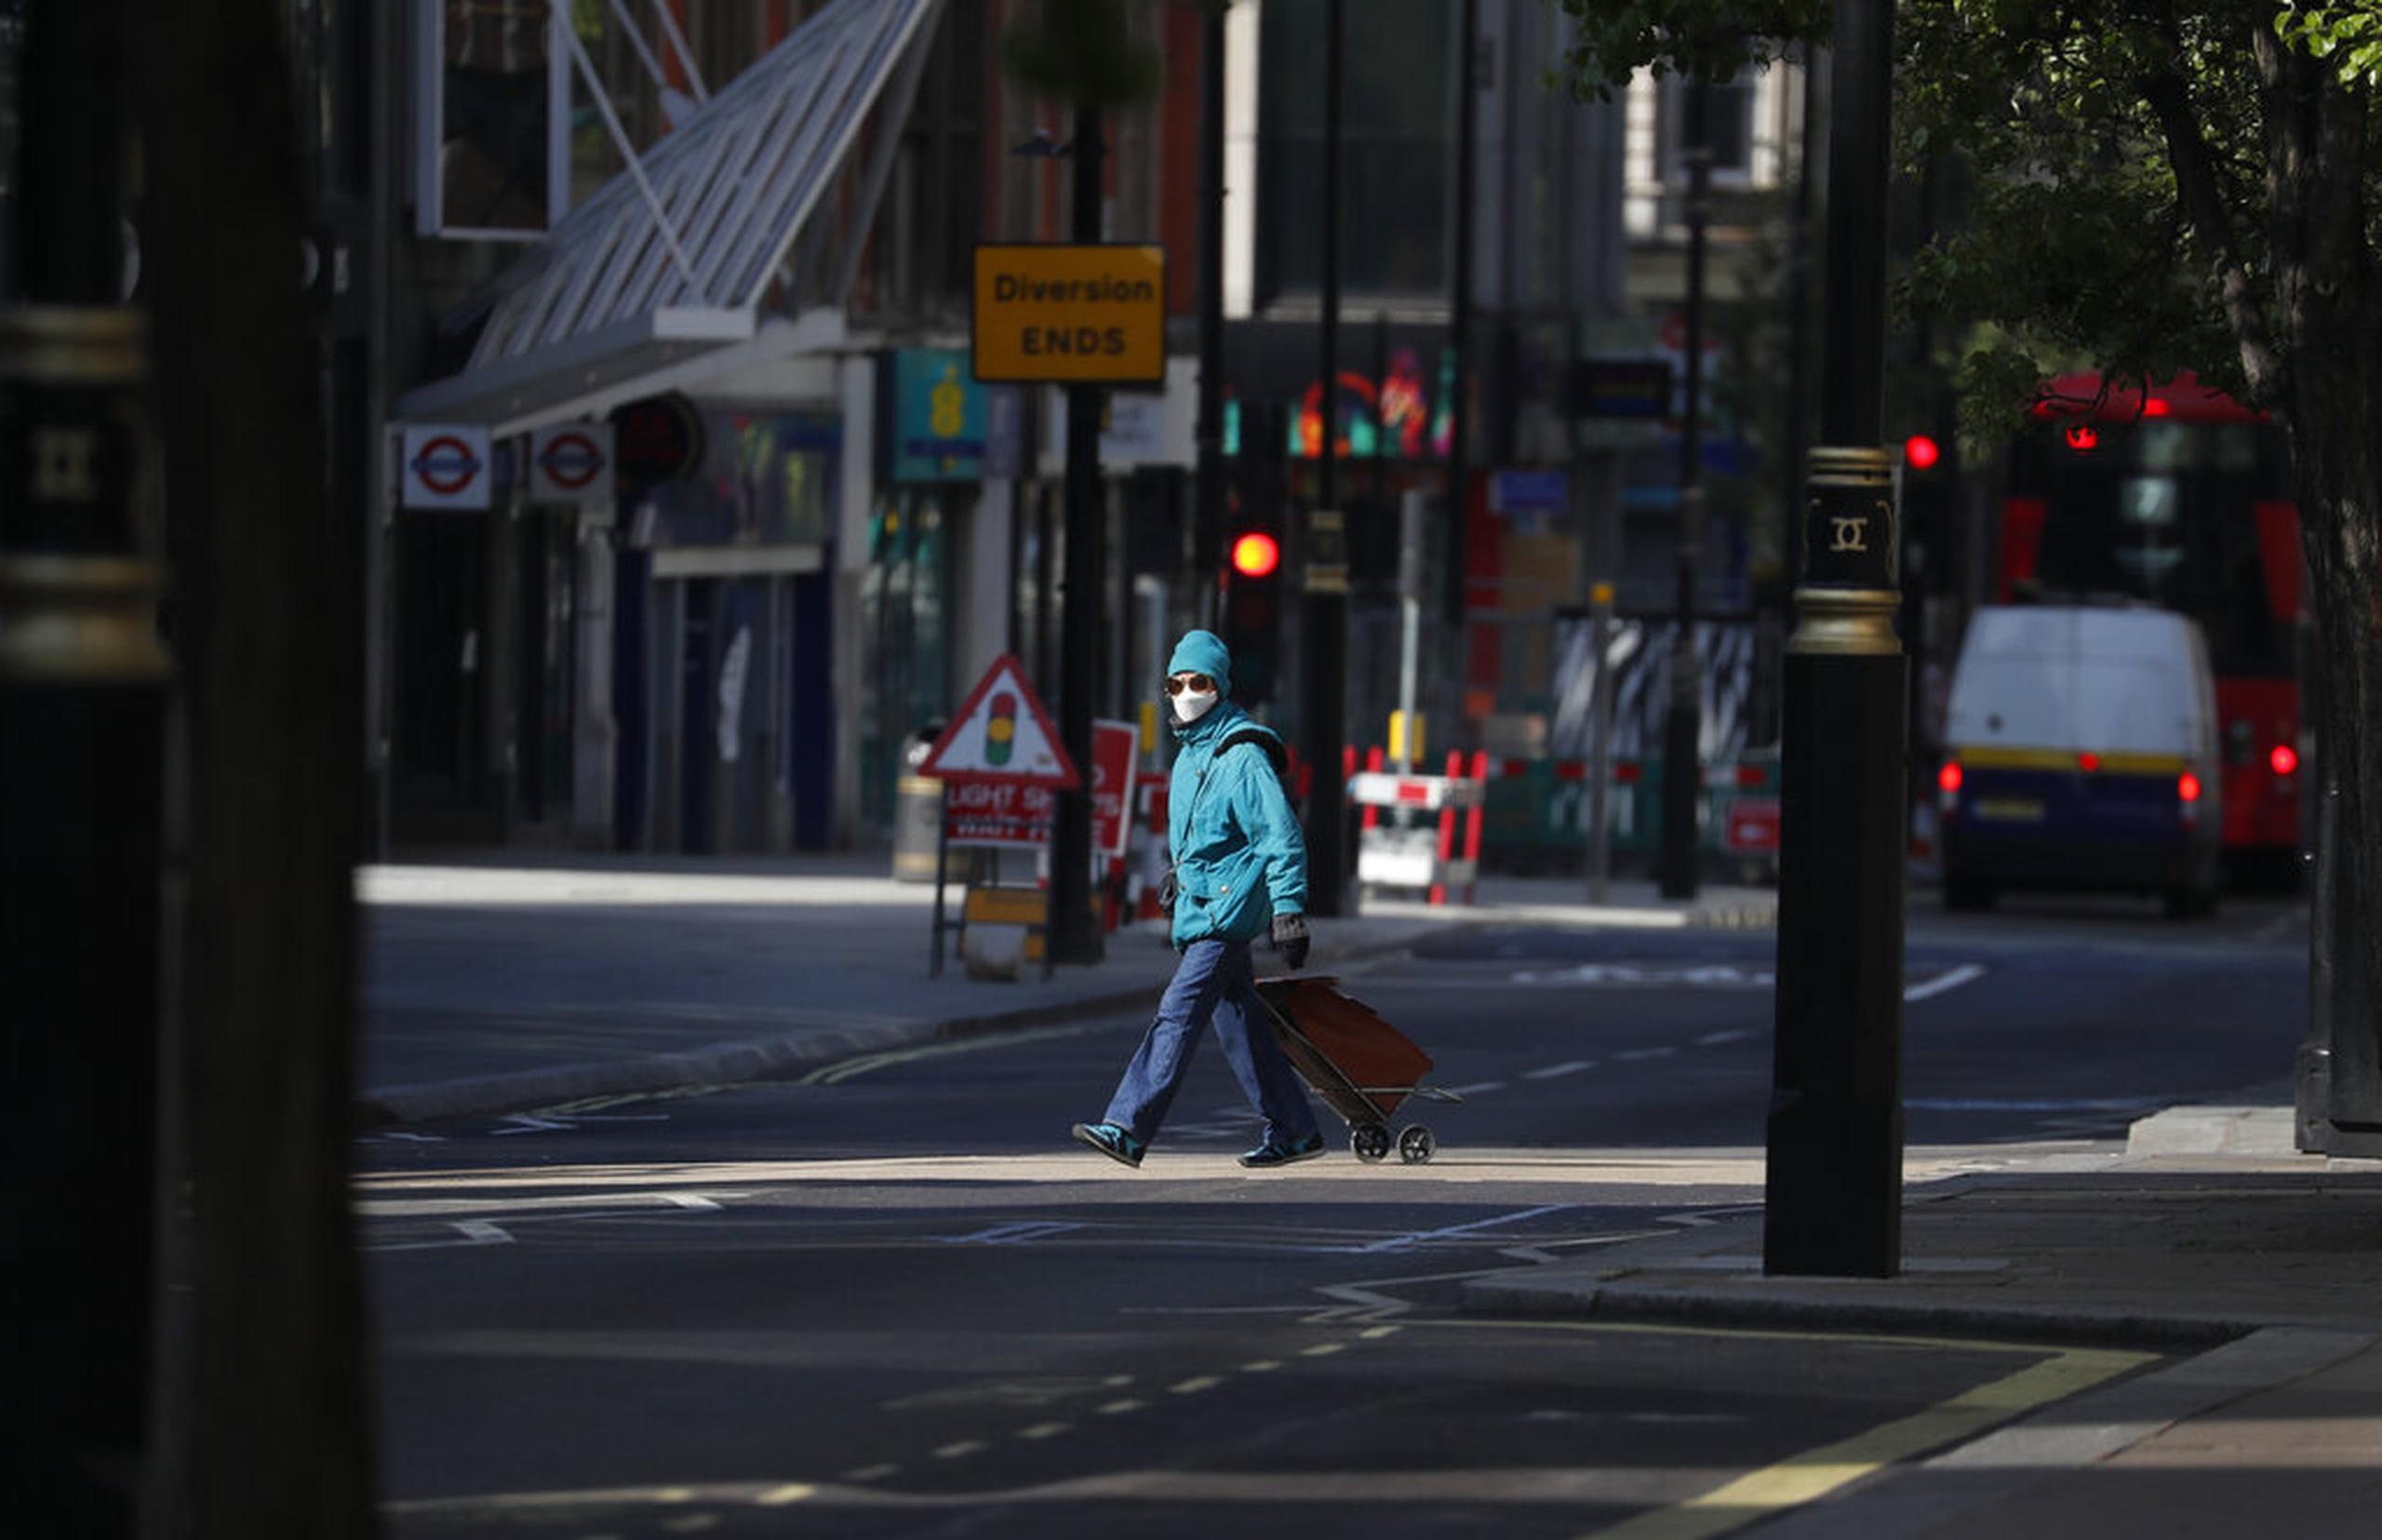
left=1904, top=435, right=1941, bottom=471
left=1230, top=531, right=1281, bottom=578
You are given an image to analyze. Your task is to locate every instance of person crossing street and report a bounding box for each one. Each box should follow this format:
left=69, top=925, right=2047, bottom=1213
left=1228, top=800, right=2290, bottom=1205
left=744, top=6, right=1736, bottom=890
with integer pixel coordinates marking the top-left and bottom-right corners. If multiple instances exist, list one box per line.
left=1071, top=630, right=1324, bottom=1170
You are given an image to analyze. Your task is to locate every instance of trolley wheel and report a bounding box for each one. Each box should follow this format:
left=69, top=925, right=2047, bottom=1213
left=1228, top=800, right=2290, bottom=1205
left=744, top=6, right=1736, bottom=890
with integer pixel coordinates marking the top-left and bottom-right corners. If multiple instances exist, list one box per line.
left=1351, top=1124, right=1393, bottom=1163
left=1397, top=1125, right=1436, bottom=1165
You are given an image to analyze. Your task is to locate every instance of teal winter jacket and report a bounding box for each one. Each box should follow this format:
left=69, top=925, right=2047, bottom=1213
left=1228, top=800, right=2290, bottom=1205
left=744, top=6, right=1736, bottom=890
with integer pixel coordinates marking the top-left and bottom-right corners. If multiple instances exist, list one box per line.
left=1163, top=630, right=1307, bottom=948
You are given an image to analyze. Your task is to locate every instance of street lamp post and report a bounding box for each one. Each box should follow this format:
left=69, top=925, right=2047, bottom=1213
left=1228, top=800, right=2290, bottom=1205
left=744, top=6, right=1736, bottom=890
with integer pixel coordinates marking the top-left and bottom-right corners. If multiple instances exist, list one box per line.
left=1764, top=0, right=1908, bottom=1278
left=1, top=3, right=167, bottom=1531
left=1300, top=0, right=1350, bottom=917
left=1195, top=2, right=1230, bottom=629
left=1050, top=102, right=1108, bottom=964
left=1659, top=79, right=1712, bottom=901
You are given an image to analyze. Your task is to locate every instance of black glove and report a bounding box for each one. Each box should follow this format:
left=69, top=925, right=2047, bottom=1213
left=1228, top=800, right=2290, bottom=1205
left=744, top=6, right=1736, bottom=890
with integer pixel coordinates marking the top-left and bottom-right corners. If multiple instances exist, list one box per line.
left=1158, top=868, right=1178, bottom=917
left=1271, top=914, right=1310, bottom=971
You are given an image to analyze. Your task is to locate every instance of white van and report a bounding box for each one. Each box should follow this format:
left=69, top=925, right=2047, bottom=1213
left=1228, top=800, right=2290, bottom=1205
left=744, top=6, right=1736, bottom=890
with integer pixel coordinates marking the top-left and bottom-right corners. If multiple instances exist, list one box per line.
left=1937, top=605, right=2222, bottom=918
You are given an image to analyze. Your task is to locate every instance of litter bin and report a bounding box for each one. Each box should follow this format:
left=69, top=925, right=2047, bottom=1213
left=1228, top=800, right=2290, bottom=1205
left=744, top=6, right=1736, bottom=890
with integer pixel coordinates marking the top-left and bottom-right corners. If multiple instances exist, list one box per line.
left=891, top=724, right=945, bottom=882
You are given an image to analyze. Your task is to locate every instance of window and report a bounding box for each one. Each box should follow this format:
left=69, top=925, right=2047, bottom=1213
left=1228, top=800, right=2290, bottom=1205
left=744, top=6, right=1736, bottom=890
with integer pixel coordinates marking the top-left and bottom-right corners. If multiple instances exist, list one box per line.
left=414, top=0, right=796, bottom=240
left=1669, top=71, right=1755, bottom=182
left=1255, top=0, right=1454, bottom=303
left=415, top=0, right=561, bottom=237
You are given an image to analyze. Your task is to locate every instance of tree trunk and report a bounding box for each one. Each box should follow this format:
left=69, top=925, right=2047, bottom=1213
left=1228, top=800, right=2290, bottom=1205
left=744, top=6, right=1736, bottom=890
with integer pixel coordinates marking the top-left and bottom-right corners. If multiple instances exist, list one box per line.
left=132, top=0, right=378, bottom=1533
left=2265, top=53, right=2382, bottom=1155
left=2288, top=361, right=2382, bottom=1153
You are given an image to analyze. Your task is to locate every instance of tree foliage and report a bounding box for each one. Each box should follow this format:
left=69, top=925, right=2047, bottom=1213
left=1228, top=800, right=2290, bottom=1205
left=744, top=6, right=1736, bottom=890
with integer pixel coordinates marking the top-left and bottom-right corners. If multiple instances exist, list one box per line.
left=2275, top=3, right=2382, bottom=88
left=1550, top=0, right=2379, bottom=448
left=999, top=0, right=1163, bottom=110
left=1552, top=0, right=2382, bottom=1126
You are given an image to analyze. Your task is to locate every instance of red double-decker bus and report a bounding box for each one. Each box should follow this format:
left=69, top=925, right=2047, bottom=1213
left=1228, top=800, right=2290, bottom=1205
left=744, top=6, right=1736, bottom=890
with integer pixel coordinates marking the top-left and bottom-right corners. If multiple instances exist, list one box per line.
left=2001, top=372, right=2307, bottom=882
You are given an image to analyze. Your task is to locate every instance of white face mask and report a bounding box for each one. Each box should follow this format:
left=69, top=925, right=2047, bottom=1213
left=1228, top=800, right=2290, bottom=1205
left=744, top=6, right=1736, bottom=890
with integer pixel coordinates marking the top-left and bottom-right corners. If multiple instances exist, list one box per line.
left=1171, top=688, right=1219, bottom=724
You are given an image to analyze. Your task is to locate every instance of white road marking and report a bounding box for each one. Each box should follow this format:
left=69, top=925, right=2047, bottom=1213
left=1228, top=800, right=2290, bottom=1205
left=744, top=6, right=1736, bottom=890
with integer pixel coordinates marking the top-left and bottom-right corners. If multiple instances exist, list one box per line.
left=1510, top=963, right=1774, bottom=989
left=1693, top=1029, right=1754, bottom=1046
left=1660, top=1206, right=1763, bottom=1228
left=1905, top=962, right=1987, bottom=1002
left=1615, top=1046, right=1678, bottom=1062
left=931, top=1440, right=987, bottom=1459
left=1093, top=1399, right=1145, bottom=1415
left=660, top=1194, right=721, bottom=1211
left=841, top=1465, right=898, bottom=1483
left=1355, top=1203, right=1577, bottom=1254
left=1299, top=1342, right=1346, bottom=1357
left=937, top=1220, right=1084, bottom=1246
left=367, top=1218, right=516, bottom=1253
left=1907, top=1097, right=2154, bottom=1113
left=1016, top=1423, right=1072, bottom=1440
left=1523, top=1060, right=1597, bottom=1079
left=1169, top=1376, right=1224, bottom=1394
left=1445, top=1080, right=1505, bottom=1096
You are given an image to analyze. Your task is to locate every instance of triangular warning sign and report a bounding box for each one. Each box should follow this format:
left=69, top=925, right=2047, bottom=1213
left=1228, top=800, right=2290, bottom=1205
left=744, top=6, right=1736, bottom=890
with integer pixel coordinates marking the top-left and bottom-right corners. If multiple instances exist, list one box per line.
left=917, top=655, right=1081, bottom=787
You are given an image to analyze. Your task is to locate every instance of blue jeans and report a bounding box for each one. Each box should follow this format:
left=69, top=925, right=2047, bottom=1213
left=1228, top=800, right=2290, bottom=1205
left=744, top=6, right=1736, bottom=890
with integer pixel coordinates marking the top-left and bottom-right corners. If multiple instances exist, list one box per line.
left=1102, top=938, right=1319, bottom=1149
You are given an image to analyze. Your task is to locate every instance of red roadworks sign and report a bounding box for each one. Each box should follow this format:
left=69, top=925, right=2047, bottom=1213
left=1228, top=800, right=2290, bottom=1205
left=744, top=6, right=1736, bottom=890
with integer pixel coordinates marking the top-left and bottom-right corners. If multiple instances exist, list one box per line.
left=1089, top=719, right=1136, bottom=857
left=1724, top=797, right=1782, bottom=855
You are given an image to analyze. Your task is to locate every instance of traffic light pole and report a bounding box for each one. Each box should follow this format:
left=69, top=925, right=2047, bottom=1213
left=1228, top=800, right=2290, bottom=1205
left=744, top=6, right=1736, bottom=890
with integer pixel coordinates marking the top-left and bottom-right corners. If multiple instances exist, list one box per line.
left=1441, top=0, right=1476, bottom=631
left=1300, top=0, right=1349, bottom=917
left=1195, top=2, right=1228, bottom=630
left=1050, top=102, right=1106, bottom=964
left=2, top=4, right=167, bottom=1531
left=1764, top=0, right=1907, bottom=1278
left=1659, top=81, right=1711, bottom=901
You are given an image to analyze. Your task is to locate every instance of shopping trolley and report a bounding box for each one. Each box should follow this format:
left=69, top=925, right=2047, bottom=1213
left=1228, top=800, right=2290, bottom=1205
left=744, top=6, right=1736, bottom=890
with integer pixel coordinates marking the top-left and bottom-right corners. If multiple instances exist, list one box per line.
left=1251, top=975, right=1461, bottom=1164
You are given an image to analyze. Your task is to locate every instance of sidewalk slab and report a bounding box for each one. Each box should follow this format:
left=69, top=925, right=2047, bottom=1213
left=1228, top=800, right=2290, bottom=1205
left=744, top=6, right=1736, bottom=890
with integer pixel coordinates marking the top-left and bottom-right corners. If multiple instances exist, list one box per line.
left=1461, top=1111, right=2382, bottom=1540
left=1465, top=1155, right=2382, bottom=1343
left=1746, top=1327, right=2381, bottom=1540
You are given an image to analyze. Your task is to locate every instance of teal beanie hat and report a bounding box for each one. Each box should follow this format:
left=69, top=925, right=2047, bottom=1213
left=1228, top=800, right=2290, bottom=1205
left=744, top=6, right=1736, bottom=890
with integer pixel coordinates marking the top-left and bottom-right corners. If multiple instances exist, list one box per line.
left=1166, top=629, right=1233, bottom=697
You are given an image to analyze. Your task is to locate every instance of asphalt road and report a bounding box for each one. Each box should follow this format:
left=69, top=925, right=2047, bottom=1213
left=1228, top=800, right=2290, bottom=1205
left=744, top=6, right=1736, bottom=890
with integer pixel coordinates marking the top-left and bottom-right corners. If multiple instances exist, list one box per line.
left=362, top=892, right=2304, bottom=1537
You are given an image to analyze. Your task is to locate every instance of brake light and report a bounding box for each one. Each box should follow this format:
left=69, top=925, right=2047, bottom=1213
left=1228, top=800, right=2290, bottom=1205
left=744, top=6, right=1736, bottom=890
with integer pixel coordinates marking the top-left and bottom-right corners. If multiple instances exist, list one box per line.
left=2270, top=743, right=2298, bottom=777
left=2077, top=752, right=2101, bottom=773
left=2178, top=771, right=2203, bottom=803
left=1937, top=761, right=1962, bottom=794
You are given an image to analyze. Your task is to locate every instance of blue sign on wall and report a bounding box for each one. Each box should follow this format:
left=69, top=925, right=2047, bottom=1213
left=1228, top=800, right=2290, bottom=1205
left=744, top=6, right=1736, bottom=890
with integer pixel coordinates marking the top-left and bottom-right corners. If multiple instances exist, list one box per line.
left=893, top=349, right=987, bottom=483
left=1492, top=469, right=1569, bottom=516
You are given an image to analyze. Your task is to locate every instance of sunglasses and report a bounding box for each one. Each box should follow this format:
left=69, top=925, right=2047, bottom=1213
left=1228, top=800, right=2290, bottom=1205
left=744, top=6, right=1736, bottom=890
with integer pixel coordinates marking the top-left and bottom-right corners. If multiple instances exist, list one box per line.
left=1162, top=673, right=1215, bottom=696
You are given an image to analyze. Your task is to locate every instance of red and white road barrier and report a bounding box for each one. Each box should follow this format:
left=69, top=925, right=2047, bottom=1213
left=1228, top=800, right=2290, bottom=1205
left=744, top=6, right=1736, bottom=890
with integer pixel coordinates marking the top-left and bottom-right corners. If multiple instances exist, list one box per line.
left=1351, top=750, right=1489, bottom=904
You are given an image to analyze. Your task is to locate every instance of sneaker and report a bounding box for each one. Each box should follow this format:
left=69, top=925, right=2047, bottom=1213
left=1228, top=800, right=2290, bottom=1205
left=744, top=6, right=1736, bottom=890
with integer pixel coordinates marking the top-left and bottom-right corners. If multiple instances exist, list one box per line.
left=1238, top=1131, right=1326, bottom=1169
left=1071, top=1121, right=1145, bottom=1169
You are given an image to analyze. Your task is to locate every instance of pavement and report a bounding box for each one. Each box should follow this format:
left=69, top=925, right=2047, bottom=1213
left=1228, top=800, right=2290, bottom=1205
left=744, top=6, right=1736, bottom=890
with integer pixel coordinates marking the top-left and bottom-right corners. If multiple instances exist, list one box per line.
left=355, top=850, right=2382, bottom=1537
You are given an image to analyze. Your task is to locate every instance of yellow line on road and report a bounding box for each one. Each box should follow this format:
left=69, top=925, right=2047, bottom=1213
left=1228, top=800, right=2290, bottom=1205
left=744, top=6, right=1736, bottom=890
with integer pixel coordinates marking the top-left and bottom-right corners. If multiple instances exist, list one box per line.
left=1578, top=1348, right=2152, bottom=1540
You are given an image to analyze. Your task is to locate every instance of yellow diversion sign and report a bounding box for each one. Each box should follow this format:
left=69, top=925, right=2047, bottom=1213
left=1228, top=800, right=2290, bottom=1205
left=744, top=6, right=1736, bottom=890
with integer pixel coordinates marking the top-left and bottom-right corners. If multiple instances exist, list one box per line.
left=972, top=244, right=1167, bottom=384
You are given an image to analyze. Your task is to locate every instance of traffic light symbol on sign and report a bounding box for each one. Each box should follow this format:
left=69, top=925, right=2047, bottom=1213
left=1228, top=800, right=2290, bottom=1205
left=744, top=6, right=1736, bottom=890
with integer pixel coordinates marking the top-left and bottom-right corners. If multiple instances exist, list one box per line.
left=986, top=691, right=1017, bottom=766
